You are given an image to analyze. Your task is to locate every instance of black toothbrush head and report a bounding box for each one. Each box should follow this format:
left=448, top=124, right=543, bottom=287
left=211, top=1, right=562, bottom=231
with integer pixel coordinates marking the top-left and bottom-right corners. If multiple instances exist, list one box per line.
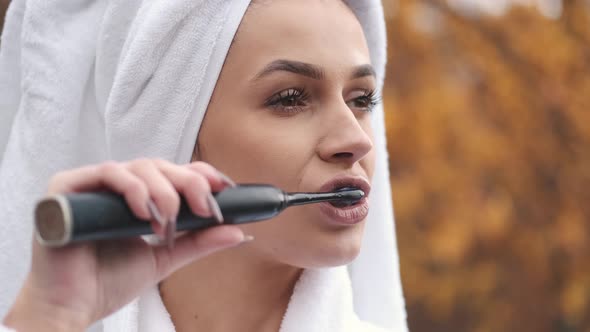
left=332, top=188, right=364, bottom=203
left=285, top=189, right=365, bottom=206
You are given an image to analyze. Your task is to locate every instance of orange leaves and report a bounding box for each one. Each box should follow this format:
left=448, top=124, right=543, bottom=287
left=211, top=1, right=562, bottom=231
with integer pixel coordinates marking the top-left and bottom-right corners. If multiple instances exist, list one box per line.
left=386, top=1, right=590, bottom=331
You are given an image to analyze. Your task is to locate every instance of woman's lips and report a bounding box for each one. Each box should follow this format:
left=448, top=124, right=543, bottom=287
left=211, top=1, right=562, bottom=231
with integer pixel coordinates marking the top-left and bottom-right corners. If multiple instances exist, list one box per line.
left=316, top=175, right=371, bottom=225
left=318, top=197, right=369, bottom=225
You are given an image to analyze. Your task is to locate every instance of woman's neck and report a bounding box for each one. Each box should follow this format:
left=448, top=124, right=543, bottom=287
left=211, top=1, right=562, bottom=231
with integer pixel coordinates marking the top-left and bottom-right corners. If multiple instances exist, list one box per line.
left=159, top=245, right=302, bottom=332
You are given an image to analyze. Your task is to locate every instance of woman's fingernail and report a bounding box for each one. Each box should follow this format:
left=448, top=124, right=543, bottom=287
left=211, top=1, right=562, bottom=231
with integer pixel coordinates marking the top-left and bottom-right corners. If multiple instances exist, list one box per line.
left=207, top=193, right=224, bottom=224
left=217, top=171, right=237, bottom=187
left=147, top=199, right=166, bottom=227
left=242, top=235, right=255, bottom=243
left=166, top=217, right=176, bottom=250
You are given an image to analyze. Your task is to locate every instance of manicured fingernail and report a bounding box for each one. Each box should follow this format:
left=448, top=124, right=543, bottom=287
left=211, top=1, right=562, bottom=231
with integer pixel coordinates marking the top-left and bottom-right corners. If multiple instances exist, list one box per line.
left=166, top=218, right=176, bottom=250
left=207, top=193, right=224, bottom=224
left=242, top=235, right=254, bottom=243
left=217, top=171, right=237, bottom=187
left=147, top=199, right=166, bottom=227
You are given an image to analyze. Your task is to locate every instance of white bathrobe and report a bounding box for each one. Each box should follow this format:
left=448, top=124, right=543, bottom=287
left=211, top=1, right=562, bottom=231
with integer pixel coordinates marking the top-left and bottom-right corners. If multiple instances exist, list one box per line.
left=0, top=0, right=408, bottom=331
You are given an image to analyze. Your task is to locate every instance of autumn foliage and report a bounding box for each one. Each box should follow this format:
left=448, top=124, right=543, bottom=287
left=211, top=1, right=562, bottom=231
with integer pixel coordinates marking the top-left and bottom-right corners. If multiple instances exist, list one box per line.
left=384, top=1, right=590, bottom=331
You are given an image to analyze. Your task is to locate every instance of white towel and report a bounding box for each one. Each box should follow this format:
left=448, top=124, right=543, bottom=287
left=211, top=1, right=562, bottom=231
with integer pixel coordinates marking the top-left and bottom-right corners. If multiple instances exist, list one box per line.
left=0, top=0, right=24, bottom=157
left=0, top=1, right=407, bottom=331
left=135, top=267, right=388, bottom=332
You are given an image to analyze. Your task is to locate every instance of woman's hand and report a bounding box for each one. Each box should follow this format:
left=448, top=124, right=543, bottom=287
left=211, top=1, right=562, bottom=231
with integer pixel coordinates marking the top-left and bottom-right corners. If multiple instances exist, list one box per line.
left=3, top=159, right=248, bottom=332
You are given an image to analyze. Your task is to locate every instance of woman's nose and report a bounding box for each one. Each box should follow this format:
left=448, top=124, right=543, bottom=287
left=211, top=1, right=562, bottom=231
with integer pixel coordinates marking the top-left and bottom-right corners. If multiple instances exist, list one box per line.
left=317, top=104, right=373, bottom=165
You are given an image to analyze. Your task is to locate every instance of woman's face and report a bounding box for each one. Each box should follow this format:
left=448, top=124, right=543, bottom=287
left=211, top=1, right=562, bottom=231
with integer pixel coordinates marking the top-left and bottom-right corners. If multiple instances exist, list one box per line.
left=196, top=0, right=377, bottom=268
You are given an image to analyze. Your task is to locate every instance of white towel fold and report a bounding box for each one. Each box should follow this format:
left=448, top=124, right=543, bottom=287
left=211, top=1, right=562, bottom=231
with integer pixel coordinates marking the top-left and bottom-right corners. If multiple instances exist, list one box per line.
left=0, top=1, right=407, bottom=331
left=135, top=267, right=389, bottom=332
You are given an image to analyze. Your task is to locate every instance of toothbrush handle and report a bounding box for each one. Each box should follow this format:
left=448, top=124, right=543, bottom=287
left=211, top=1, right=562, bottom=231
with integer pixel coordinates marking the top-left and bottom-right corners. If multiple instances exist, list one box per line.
left=34, top=185, right=286, bottom=247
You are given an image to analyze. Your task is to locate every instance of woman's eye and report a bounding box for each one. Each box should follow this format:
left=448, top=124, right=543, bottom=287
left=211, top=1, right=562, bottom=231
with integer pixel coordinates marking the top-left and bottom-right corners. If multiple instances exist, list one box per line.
left=265, top=88, right=309, bottom=113
left=353, top=96, right=372, bottom=108
left=348, top=90, right=379, bottom=112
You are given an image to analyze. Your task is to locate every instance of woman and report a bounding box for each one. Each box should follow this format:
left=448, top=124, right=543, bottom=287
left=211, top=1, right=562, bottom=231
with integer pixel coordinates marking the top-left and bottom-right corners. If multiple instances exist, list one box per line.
left=0, top=0, right=407, bottom=331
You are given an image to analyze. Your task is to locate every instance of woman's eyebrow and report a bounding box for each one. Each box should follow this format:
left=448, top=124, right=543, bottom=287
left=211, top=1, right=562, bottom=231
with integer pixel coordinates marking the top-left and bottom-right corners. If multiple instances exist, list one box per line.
left=351, top=64, right=376, bottom=79
left=253, top=59, right=325, bottom=81
left=251, top=60, right=376, bottom=81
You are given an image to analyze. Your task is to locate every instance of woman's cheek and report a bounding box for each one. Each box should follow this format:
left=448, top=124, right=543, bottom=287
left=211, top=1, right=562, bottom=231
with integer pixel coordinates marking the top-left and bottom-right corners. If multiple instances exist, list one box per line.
left=246, top=136, right=311, bottom=183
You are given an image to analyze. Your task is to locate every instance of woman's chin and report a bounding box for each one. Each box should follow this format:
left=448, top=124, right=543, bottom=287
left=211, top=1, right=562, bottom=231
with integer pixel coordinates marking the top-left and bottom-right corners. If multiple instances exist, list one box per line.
left=316, top=223, right=366, bottom=267
left=295, top=235, right=364, bottom=268
left=316, top=247, right=362, bottom=267
left=247, top=214, right=367, bottom=268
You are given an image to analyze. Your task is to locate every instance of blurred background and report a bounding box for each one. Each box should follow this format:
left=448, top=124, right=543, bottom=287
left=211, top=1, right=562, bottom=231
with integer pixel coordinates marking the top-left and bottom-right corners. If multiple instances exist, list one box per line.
left=383, top=1, right=590, bottom=331
left=1, top=0, right=589, bottom=331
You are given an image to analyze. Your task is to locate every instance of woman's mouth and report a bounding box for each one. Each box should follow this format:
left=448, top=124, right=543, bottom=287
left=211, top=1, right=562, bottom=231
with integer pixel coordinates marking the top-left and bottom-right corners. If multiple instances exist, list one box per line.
left=317, top=177, right=371, bottom=225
